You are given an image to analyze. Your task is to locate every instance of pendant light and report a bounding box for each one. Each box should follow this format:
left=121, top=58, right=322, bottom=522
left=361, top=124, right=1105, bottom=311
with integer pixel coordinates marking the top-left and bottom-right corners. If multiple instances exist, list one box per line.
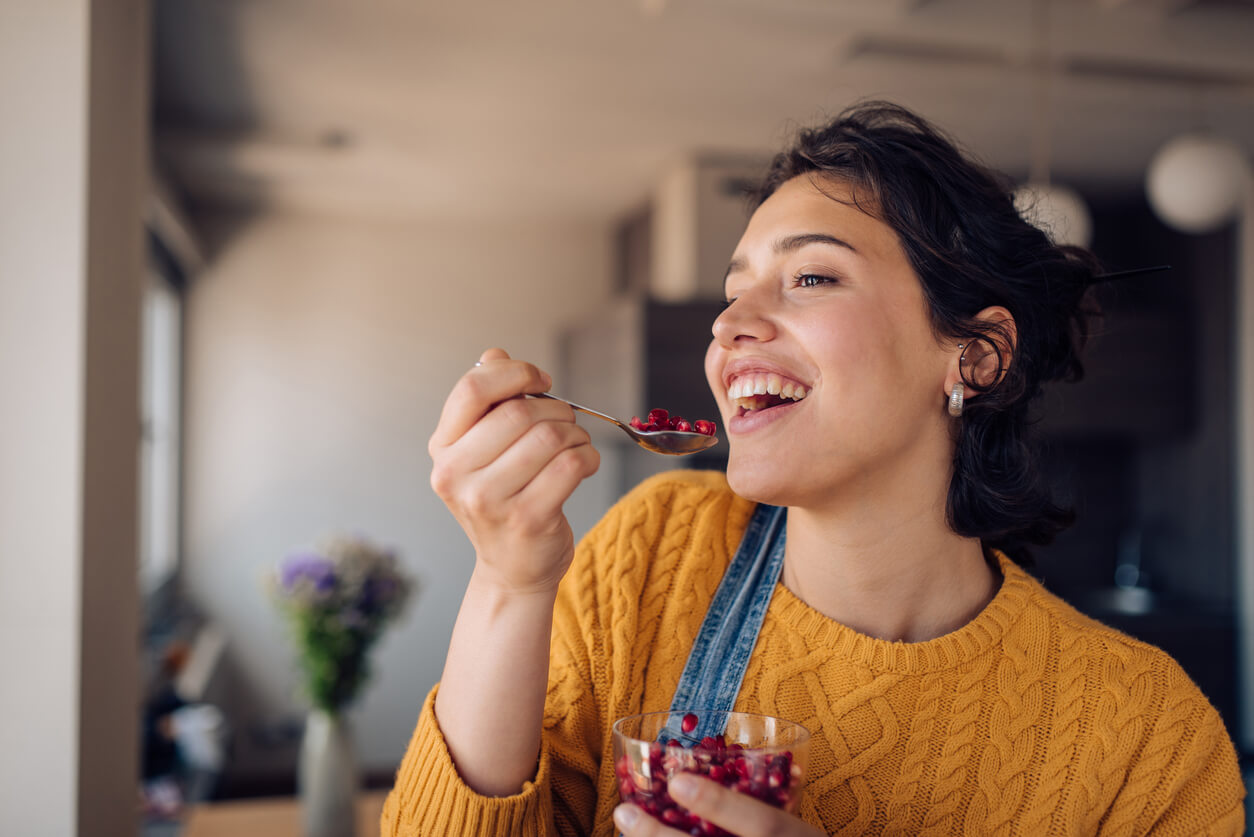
left=1146, top=131, right=1250, bottom=235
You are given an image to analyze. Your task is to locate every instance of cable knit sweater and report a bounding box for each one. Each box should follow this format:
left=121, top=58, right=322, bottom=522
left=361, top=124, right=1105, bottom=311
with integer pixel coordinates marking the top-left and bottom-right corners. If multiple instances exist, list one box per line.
left=382, top=470, right=1246, bottom=836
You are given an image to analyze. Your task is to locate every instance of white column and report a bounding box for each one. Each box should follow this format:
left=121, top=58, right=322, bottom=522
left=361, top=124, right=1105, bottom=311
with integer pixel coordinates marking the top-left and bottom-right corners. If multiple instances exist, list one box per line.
left=0, top=1, right=149, bottom=834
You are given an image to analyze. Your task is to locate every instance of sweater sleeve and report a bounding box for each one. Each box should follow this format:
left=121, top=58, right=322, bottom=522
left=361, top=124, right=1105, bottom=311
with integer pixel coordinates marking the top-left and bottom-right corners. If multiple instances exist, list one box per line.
left=1140, top=705, right=1246, bottom=836
left=1102, top=693, right=1247, bottom=837
left=379, top=685, right=556, bottom=836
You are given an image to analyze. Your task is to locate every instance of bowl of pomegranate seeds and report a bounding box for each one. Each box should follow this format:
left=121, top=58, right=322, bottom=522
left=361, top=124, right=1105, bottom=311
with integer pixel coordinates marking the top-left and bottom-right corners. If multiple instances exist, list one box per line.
left=612, top=710, right=810, bottom=835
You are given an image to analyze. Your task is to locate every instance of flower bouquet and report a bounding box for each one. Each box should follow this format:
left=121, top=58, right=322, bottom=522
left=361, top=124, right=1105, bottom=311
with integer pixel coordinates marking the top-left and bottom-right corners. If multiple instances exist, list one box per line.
left=274, top=535, right=415, bottom=836
left=272, top=534, right=415, bottom=712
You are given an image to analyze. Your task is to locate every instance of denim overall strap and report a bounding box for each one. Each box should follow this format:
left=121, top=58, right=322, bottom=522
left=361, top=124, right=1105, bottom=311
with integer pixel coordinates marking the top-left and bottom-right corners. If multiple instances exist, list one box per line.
left=662, top=503, right=786, bottom=742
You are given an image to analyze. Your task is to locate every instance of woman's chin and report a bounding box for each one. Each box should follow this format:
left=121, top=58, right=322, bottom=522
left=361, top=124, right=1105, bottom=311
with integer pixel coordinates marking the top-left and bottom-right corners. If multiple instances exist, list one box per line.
left=725, top=458, right=800, bottom=507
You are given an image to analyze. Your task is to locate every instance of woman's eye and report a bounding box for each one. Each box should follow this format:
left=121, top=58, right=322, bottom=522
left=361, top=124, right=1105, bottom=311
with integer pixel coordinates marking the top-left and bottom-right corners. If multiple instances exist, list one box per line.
left=796, top=273, right=837, bottom=288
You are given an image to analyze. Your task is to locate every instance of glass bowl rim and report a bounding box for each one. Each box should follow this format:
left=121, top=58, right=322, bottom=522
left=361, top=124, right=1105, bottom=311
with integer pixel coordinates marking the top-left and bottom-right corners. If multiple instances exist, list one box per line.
left=612, top=709, right=812, bottom=745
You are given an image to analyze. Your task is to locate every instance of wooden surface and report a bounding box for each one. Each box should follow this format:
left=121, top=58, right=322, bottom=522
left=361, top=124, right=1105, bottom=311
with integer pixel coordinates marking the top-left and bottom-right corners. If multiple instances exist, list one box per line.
left=181, top=790, right=388, bottom=837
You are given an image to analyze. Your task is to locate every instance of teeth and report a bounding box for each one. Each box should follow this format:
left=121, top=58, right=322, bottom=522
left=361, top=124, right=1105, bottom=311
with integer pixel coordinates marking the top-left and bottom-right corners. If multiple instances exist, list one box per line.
left=727, top=374, right=809, bottom=410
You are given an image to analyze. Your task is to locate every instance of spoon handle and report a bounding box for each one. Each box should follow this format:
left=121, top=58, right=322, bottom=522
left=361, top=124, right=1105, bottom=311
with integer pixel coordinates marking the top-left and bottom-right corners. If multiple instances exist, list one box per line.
left=529, top=392, right=625, bottom=429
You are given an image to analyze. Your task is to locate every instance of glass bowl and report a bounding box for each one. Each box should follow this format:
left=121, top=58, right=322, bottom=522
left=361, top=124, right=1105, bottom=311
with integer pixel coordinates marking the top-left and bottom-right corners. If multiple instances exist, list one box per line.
left=612, top=710, right=810, bottom=835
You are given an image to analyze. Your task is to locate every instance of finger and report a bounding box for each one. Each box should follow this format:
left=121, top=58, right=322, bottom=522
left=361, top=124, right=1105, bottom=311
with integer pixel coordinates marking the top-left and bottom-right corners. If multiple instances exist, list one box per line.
left=613, top=803, right=688, bottom=836
left=429, top=353, right=553, bottom=451
left=446, top=396, right=578, bottom=476
left=505, top=439, right=600, bottom=524
left=669, top=773, right=812, bottom=836
left=461, top=420, right=595, bottom=512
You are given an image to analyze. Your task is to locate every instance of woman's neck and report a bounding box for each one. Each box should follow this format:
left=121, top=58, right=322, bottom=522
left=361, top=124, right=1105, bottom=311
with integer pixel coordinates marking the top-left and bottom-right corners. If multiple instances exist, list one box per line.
left=781, top=500, right=1001, bottom=643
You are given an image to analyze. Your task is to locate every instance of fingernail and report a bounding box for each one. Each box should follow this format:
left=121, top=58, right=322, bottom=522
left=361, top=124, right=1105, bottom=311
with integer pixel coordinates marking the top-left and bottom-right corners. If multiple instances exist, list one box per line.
left=670, top=773, right=698, bottom=802
left=613, top=804, right=640, bottom=829
left=540, top=371, right=553, bottom=388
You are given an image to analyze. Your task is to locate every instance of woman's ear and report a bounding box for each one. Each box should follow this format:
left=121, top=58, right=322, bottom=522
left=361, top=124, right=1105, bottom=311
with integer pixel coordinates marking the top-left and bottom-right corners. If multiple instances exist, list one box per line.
left=944, top=306, right=1017, bottom=399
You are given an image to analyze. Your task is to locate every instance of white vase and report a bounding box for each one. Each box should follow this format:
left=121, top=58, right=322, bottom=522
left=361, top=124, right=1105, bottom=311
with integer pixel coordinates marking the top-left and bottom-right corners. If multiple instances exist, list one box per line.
left=299, top=709, right=359, bottom=837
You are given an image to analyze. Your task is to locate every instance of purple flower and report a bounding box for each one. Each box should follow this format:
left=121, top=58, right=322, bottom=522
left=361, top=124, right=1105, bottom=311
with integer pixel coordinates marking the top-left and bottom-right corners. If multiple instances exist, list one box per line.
left=361, top=576, right=397, bottom=609
left=280, top=553, right=337, bottom=592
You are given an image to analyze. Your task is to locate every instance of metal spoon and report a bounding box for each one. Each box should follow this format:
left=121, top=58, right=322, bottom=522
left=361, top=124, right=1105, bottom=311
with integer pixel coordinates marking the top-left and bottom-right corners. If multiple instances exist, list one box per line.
left=529, top=392, right=718, bottom=456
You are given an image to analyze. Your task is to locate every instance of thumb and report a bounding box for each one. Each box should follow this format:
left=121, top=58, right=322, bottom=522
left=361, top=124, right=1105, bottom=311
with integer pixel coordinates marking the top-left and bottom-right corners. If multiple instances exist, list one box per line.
left=477, top=347, right=511, bottom=365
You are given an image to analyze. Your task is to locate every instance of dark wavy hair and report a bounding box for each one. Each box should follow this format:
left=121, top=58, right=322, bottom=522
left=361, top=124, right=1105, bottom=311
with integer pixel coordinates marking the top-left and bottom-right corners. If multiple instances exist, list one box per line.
left=756, top=101, right=1101, bottom=565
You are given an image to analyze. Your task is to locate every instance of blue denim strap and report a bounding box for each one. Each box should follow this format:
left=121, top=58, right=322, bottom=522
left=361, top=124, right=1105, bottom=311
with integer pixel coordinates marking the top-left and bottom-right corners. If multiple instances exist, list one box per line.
left=661, top=503, right=786, bottom=742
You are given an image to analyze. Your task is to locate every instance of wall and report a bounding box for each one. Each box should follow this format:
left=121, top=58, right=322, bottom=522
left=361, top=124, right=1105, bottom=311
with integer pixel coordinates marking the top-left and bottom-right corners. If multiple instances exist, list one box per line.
left=181, top=210, right=620, bottom=782
left=0, top=1, right=147, bottom=834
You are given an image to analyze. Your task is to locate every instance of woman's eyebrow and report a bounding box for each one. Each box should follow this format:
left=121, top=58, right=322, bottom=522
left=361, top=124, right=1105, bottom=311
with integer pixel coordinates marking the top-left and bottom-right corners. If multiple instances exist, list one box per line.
left=776, top=232, right=858, bottom=256
left=724, top=232, right=859, bottom=280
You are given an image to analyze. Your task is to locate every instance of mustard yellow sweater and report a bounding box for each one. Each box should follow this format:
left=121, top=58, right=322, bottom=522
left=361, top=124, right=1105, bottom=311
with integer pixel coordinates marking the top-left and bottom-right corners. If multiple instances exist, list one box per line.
left=383, top=471, right=1246, bottom=836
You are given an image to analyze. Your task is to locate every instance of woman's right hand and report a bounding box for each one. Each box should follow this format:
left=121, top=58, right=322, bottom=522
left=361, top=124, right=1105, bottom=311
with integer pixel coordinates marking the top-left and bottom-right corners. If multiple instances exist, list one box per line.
left=428, top=348, right=601, bottom=595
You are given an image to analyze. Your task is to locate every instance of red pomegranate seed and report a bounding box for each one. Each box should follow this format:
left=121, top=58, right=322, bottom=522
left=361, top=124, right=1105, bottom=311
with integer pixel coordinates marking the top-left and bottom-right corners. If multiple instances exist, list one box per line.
left=629, top=416, right=645, bottom=430
left=681, top=713, right=698, bottom=734
left=648, top=408, right=669, bottom=425
left=674, top=419, right=693, bottom=432
left=693, top=420, right=717, bottom=436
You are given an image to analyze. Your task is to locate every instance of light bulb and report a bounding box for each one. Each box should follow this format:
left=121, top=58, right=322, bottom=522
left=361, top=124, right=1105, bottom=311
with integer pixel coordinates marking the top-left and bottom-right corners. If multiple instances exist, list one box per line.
left=1146, top=134, right=1250, bottom=235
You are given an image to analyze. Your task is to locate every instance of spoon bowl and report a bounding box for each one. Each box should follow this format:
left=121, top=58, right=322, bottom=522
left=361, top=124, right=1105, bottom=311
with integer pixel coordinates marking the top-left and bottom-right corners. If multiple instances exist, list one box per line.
left=529, top=392, right=718, bottom=456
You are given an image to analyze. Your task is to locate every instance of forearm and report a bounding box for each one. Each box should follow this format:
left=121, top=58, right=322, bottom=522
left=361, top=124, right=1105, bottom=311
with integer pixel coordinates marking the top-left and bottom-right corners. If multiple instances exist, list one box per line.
left=435, top=565, right=559, bottom=797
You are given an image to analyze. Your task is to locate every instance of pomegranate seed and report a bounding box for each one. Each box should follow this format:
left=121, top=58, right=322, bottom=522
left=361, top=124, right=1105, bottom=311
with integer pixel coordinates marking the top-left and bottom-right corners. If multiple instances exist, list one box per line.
left=674, top=419, right=693, bottom=432
left=630, top=416, right=645, bottom=430
left=648, top=408, right=669, bottom=425
left=693, top=420, right=717, bottom=436
left=681, top=713, right=698, bottom=733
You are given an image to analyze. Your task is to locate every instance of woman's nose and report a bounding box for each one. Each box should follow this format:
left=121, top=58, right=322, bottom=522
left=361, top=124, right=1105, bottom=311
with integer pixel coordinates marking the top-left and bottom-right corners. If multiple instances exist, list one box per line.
left=711, top=289, right=776, bottom=347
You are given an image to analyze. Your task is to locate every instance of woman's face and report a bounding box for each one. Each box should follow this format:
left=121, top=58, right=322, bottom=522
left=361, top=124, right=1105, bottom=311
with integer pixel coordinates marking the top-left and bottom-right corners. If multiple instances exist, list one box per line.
left=704, top=174, right=956, bottom=510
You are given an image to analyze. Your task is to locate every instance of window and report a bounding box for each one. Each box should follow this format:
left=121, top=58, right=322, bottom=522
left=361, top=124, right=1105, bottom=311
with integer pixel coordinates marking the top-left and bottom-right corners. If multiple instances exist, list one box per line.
left=139, top=236, right=183, bottom=592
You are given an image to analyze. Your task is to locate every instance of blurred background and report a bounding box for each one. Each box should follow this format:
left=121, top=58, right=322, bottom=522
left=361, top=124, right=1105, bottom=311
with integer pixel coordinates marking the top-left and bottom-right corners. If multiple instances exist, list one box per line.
left=3, top=0, right=1254, bottom=834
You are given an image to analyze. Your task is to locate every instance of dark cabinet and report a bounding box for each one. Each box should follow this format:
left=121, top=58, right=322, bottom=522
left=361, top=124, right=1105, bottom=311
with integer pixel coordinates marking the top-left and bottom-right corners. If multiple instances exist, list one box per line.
left=1038, top=307, right=1195, bottom=440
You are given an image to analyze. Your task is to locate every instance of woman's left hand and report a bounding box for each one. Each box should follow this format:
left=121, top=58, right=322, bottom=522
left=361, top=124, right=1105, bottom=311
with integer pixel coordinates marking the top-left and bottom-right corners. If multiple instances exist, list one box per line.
left=613, top=774, right=826, bottom=837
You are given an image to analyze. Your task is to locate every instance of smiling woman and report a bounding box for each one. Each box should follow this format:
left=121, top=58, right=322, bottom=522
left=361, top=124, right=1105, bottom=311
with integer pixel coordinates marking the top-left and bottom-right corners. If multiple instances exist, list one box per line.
left=382, top=102, right=1246, bottom=836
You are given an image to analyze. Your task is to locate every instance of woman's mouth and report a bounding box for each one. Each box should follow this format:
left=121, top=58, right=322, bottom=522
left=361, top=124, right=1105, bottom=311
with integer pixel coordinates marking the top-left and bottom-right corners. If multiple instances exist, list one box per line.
left=726, top=373, right=809, bottom=415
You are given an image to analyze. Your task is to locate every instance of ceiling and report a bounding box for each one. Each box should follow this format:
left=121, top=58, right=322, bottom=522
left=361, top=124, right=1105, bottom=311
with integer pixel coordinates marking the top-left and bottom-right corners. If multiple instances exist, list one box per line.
left=153, top=0, right=1254, bottom=224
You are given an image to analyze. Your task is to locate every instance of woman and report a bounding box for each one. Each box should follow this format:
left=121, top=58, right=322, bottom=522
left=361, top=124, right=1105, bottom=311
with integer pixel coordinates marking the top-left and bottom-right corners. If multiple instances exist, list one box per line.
left=382, top=102, right=1245, bottom=835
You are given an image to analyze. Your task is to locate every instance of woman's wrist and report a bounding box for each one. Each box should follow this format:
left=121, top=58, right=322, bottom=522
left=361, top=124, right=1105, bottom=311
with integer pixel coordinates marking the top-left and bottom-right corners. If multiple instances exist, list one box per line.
left=467, top=555, right=567, bottom=602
